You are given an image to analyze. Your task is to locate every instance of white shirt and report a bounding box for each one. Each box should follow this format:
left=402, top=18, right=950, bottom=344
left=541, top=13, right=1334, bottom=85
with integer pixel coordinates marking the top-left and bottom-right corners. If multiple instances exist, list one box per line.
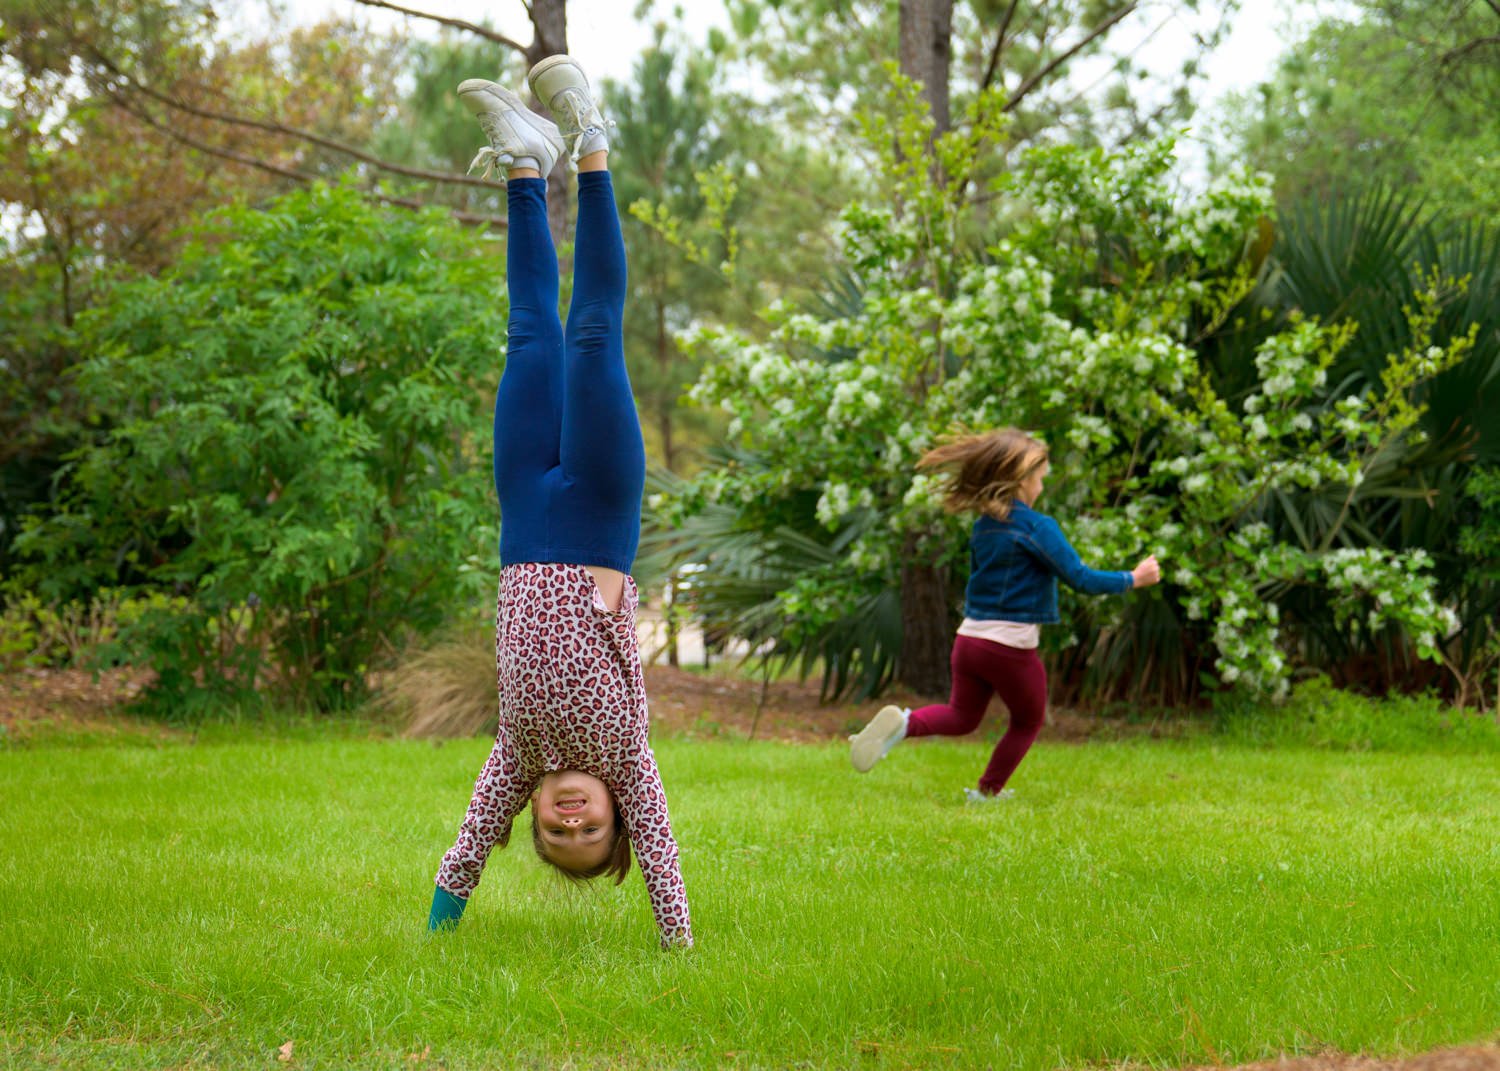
left=956, top=617, right=1041, bottom=650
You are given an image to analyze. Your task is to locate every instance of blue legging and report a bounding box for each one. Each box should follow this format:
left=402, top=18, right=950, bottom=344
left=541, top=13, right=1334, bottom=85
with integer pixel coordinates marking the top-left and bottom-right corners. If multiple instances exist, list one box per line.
left=495, top=173, right=644, bottom=573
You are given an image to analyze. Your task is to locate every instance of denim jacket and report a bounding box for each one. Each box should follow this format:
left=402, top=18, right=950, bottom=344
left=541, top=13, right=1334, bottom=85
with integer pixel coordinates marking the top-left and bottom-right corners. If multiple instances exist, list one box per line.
left=964, top=503, right=1133, bottom=625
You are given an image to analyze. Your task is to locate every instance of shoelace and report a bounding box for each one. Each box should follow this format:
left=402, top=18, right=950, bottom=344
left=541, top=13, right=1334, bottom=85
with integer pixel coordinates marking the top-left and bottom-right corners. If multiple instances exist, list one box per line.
left=467, top=112, right=518, bottom=181
left=467, top=145, right=513, bottom=181
left=553, top=87, right=618, bottom=163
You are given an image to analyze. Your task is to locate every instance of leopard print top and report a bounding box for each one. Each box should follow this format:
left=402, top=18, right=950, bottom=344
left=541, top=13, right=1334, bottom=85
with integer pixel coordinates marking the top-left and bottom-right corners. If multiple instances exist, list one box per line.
left=436, top=563, right=691, bottom=948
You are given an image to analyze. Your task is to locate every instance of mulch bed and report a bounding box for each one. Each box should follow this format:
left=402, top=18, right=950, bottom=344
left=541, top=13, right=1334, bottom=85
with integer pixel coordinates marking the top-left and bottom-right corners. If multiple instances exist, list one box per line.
left=1, top=664, right=1177, bottom=745
left=0, top=666, right=162, bottom=742
left=639, top=663, right=1181, bottom=744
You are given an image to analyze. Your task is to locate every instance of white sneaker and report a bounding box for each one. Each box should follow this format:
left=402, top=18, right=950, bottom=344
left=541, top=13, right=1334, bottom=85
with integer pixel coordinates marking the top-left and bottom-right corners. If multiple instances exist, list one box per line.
left=849, top=705, right=908, bottom=772
left=963, top=787, right=1015, bottom=804
left=456, top=79, right=565, bottom=180
left=527, top=54, right=615, bottom=163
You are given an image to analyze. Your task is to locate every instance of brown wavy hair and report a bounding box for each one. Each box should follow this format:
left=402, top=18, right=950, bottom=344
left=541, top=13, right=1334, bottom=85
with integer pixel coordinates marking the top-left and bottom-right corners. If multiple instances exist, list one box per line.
left=916, top=427, right=1048, bottom=521
left=530, top=798, right=632, bottom=885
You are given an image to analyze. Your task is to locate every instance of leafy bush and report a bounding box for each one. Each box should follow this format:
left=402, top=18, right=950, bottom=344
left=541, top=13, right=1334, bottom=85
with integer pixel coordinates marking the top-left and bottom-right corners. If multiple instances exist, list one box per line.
left=1196, top=186, right=1500, bottom=697
left=0, top=588, right=185, bottom=672
left=649, top=75, right=1465, bottom=702
left=0, top=594, right=41, bottom=671
left=1459, top=468, right=1500, bottom=588
left=1452, top=467, right=1500, bottom=708
left=12, top=183, right=507, bottom=710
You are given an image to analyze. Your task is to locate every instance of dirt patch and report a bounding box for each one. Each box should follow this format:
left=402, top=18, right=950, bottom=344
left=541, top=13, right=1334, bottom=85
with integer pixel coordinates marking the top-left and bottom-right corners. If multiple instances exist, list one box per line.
left=1187, top=1044, right=1500, bottom=1071
left=0, top=666, right=165, bottom=743
left=640, top=663, right=1179, bottom=744
left=0, top=664, right=1182, bottom=745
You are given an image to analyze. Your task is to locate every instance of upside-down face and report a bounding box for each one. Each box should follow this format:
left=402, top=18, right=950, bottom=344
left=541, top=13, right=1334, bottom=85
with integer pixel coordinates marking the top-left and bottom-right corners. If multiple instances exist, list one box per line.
left=531, top=769, right=617, bottom=872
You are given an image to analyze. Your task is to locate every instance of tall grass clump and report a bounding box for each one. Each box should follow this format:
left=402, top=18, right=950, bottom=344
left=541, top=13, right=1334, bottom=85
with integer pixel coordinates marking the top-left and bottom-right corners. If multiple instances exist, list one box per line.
left=382, top=626, right=496, bottom=739
left=1217, top=675, right=1500, bottom=752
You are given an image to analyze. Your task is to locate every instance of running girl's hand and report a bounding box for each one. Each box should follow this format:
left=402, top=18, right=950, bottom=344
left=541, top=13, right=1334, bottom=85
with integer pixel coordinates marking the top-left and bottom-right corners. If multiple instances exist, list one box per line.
left=1131, top=555, right=1161, bottom=589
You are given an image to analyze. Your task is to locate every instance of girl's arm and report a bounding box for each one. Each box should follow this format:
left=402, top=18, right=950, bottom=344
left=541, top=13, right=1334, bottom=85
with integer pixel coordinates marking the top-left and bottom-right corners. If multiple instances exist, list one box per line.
left=1030, top=516, right=1136, bottom=596
left=435, top=721, right=536, bottom=896
left=612, top=745, right=693, bottom=949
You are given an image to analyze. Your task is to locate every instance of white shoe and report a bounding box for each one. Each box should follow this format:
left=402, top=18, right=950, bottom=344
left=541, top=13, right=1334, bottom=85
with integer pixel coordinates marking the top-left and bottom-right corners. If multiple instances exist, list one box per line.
left=963, top=787, right=1015, bottom=804
left=527, top=54, right=614, bottom=162
left=456, top=79, right=565, bottom=180
left=850, top=705, right=908, bottom=772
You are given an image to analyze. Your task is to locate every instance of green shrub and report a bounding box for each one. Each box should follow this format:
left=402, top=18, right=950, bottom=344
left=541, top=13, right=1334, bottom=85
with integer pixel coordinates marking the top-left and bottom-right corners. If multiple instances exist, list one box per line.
left=0, top=593, right=42, bottom=671
left=1460, top=467, right=1500, bottom=576
left=0, top=588, right=188, bottom=673
left=12, top=183, right=507, bottom=710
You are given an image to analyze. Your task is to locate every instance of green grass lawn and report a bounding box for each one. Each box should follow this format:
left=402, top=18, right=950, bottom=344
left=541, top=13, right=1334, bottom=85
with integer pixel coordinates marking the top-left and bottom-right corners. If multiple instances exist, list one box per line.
left=2, top=729, right=1497, bottom=1070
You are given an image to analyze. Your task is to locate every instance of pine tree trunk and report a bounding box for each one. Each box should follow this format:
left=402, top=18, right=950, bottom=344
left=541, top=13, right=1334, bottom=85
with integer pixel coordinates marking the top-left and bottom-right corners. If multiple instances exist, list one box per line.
left=897, top=0, right=956, bottom=701
left=898, top=0, right=954, bottom=135
left=656, top=296, right=676, bottom=472
left=524, top=0, right=572, bottom=248
left=899, top=533, right=953, bottom=698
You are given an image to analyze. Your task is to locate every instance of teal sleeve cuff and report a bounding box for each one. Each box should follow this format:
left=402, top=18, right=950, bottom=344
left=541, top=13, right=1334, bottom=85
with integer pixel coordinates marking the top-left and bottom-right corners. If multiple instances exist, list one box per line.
left=428, top=885, right=468, bottom=931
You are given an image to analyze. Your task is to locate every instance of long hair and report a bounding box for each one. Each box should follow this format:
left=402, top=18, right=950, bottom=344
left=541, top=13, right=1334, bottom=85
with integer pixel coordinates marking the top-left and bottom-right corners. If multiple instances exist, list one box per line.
left=530, top=798, right=633, bottom=885
left=915, top=428, right=1048, bottom=521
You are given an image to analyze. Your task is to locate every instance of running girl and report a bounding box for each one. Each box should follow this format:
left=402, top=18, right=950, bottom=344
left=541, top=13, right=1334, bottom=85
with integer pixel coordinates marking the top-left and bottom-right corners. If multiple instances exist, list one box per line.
left=849, top=428, right=1160, bottom=800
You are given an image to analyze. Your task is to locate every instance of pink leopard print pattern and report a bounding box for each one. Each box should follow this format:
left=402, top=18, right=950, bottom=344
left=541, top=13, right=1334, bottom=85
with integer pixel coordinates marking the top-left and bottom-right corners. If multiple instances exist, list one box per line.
left=435, top=563, right=692, bottom=948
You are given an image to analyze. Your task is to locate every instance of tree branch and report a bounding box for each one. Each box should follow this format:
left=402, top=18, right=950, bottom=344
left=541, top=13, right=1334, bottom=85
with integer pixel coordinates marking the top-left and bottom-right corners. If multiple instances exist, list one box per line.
left=348, top=0, right=531, bottom=53
left=109, top=92, right=308, bottom=181
left=1050, top=13, right=1174, bottom=122
left=110, top=93, right=507, bottom=228
left=1440, top=34, right=1500, bottom=64
left=1123, top=96, right=1184, bottom=147
left=1003, top=3, right=1138, bottom=114
left=102, top=64, right=496, bottom=190
left=980, top=0, right=1022, bottom=93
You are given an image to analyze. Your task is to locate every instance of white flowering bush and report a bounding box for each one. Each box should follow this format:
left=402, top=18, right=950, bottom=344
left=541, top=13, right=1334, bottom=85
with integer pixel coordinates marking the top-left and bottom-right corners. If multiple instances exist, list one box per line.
left=651, top=73, right=1468, bottom=700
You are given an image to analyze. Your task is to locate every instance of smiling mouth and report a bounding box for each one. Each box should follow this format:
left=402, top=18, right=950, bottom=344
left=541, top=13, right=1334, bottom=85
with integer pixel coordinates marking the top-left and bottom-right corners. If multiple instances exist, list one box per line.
left=555, top=796, right=587, bottom=812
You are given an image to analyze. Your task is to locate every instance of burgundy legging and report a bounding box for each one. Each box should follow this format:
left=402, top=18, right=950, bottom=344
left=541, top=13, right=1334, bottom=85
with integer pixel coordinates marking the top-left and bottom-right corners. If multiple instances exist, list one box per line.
left=906, top=635, right=1048, bottom=794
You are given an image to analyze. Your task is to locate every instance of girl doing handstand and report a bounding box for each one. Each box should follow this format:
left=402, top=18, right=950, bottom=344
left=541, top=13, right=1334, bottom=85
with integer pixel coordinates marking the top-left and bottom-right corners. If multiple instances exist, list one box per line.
left=427, top=57, right=690, bottom=948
